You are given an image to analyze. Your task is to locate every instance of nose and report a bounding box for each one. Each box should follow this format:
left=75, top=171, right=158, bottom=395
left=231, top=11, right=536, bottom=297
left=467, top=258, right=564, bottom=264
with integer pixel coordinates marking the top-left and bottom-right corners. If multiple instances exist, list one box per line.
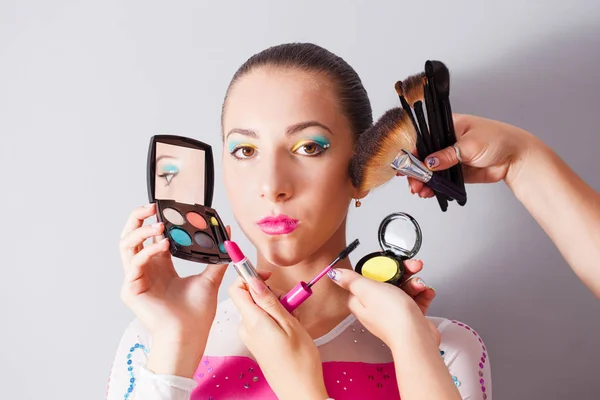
left=258, top=154, right=294, bottom=203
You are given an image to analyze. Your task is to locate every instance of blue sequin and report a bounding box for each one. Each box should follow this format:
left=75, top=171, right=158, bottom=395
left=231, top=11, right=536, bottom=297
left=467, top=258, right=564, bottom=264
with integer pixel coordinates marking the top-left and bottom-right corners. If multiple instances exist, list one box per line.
left=123, top=342, right=148, bottom=399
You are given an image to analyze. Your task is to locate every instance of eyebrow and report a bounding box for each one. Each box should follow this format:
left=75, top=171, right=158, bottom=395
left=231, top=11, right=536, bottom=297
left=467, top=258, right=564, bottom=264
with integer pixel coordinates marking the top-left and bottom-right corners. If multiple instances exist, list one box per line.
left=225, top=121, right=333, bottom=140
left=156, top=155, right=176, bottom=162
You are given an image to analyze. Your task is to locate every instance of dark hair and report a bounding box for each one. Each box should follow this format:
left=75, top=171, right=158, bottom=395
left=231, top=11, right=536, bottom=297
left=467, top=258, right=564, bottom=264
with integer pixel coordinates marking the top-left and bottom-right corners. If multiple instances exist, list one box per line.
left=221, top=43, right=373, bottom=141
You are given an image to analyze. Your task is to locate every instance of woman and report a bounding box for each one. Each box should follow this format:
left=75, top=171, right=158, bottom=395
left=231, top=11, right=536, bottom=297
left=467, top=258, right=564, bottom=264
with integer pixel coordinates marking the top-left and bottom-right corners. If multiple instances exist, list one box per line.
left=107, top=43, right=490, bottom=400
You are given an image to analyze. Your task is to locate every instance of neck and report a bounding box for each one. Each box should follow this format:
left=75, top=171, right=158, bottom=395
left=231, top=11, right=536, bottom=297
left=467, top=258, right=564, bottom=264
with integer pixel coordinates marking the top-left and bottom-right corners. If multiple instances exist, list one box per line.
left=256, top=224, right=353, bottom=339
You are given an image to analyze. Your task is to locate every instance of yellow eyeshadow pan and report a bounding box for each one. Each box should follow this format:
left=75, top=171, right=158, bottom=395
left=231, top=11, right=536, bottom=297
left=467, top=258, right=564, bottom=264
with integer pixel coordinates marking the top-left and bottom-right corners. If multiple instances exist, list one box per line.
left=361, top=256, right=399, bottom=282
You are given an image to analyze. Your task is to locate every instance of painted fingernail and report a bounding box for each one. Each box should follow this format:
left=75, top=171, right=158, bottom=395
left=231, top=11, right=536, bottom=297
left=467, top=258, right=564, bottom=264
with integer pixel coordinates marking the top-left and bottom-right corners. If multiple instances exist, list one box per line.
left=416, top=278, right=427, bottom=288
left=327, top=268, right=340, bottom=282
left=426, top=157, right=439, bottom=169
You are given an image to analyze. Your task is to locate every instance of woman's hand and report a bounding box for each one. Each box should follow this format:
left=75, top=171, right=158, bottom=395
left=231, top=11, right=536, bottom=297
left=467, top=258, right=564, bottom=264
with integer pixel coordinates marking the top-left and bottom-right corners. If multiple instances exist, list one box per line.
left=329, top=268, right=461, bottom=400
left=407, top=113, right=538, bottom=198
left=398, top=259, right=436, bottom=316
left=118, top=203, right=230, bottom=377
left=229, top=274, right=329, bottom=400
left=328, top=268, right=439, bottom=349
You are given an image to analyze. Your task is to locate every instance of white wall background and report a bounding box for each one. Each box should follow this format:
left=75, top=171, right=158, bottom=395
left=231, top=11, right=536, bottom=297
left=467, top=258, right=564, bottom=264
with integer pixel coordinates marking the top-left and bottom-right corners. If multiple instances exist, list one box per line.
left=1, top=1, right=599, bottom=399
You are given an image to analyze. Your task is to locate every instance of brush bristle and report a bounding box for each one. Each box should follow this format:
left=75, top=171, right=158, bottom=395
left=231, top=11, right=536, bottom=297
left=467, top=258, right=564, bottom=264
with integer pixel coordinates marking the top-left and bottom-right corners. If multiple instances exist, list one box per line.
left=402, top=72, right=425, bottom=106
left=394, top=81, right=403, bottom=96
left=350, top=107, right=417, bottom=192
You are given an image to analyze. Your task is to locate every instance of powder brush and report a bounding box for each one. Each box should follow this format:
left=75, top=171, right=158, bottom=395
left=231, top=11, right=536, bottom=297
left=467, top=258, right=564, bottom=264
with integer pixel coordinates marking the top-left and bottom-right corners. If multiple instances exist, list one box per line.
left=349, top=107, right=466, bottom=204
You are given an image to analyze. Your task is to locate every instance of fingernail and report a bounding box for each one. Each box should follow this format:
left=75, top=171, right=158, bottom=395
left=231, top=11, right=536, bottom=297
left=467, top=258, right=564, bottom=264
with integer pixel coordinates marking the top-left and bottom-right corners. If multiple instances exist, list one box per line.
left=250, top=277, right=268, bottom=294
left=327, top=268, right=340, bottom=282
left=145, top=203, right=155, bottom=208
left=416, top=278, right=427, bottom=288
left=151, top=222, right=162, bottom=229
left=426, top=157, right=439, bottom=169
left=159, top=237, right=168, bottom=244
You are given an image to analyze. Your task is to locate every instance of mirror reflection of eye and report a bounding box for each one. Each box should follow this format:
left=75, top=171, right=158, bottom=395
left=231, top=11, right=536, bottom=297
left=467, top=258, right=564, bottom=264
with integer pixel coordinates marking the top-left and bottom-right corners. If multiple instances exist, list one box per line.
left=158, top=164, right=179, bottom=186
left=292, top=139, right=330, bottom=156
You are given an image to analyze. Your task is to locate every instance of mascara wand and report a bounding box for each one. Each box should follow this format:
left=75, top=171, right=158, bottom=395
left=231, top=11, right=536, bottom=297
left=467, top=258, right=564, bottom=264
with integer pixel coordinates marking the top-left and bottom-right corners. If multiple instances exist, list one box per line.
left=280, top=239, right=361, bottom=312
left=307, top=239, right=360, bottom=288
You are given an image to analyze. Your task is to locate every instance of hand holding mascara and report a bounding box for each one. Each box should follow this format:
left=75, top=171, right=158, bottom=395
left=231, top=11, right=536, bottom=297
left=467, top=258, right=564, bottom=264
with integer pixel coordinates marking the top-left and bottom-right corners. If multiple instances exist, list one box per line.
left=280, top=239, right=360, bottom=313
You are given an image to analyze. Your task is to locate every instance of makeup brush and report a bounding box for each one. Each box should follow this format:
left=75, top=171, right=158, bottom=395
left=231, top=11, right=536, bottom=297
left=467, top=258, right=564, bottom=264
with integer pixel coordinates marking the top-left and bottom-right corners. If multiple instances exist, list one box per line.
left=280, top=239, right=360, bottom=313
left=395, top=76, right=448, bottom=211
left=349, top=107, right=467, bottom=204
left=425, top=60, right=466, bottom=205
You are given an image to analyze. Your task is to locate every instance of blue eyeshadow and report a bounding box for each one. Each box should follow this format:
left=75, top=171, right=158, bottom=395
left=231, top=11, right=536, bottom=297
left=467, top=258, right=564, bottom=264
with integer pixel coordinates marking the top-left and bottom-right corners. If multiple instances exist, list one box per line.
left=169, top=227, right=192, bottom=246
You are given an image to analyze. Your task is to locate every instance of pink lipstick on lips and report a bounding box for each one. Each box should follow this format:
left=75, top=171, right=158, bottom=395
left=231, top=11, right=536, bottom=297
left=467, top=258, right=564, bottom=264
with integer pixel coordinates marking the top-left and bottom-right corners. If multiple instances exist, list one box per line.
left=257, top=214, right=299, bottom=235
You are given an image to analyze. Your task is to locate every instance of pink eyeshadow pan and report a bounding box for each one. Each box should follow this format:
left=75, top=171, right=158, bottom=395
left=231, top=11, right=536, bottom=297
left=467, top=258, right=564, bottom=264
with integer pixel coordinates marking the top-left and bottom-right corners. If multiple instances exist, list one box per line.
left=186, top=212, right=208, bottom=229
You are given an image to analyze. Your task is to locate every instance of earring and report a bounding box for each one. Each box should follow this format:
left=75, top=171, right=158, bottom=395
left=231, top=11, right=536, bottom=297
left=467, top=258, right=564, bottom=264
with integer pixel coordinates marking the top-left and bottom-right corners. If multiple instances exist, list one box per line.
left=354, top=199, right=362, bottom=208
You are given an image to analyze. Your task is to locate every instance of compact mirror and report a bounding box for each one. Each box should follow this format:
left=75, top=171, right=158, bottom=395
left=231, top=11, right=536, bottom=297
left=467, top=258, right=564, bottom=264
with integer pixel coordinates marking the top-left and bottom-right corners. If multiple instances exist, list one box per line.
left=154, top=142, right=207, bottom=205
left=147, top=135, right=230, bottom=264
left=379, top=212, right=422, bottom=259
left=355, top=212, right=423, bottom=285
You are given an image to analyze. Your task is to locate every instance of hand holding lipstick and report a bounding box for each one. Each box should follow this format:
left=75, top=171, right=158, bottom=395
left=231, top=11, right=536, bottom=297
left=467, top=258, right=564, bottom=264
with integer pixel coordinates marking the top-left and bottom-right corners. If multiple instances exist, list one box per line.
left=229, top=275, right=330, bottom=400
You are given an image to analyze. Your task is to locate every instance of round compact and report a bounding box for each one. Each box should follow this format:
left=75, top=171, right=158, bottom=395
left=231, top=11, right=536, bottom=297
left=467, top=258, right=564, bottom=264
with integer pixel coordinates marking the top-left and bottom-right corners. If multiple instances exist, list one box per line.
left=355, top=212, right=422, bottom=285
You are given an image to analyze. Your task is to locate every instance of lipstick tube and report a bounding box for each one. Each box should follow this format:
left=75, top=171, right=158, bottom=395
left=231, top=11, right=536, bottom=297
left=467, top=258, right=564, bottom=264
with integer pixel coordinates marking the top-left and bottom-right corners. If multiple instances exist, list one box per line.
left=223, top=240, right=261, bottom=284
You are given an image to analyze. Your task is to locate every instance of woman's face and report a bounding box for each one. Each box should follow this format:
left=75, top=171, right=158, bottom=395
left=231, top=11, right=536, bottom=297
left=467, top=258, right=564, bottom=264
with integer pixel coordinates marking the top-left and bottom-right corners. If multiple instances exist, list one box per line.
left=222, top=67, right=358, bottom=266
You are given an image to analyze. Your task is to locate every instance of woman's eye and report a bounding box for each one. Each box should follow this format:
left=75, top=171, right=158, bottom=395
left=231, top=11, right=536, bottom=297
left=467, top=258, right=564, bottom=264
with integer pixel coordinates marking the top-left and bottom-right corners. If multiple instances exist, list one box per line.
left=292, top=140, right=329, bottom=156
left=157, top=165, right=179, bottom=186
left=231, top=145, right=257, bottom=159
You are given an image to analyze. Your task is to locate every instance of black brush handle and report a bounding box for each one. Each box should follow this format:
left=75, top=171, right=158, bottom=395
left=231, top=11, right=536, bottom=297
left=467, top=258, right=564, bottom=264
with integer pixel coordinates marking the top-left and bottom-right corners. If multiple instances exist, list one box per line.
left=440, top=98, right=467, bottom=206
left=399, top=96, right=428, bottom=160
left=414, top=101, right=434, bottom=155
left=428, top=173, right=467, bottom=204
left=423, top=80, right=449, bottom=211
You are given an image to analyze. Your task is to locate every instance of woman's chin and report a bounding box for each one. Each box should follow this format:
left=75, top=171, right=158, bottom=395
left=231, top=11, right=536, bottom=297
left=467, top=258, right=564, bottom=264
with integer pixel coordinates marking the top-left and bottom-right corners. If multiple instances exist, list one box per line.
left=254, top=234, right=314, bottom=267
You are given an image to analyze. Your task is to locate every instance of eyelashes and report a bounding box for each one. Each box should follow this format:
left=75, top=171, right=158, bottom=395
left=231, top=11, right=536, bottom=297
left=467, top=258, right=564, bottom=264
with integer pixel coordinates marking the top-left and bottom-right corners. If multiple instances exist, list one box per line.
left=229, top=143, right=258, bottom=160
left=157, top=164, right=179, bottom=185
left=291, top=138, right=330, bottom=155
left=229, top=138, right=331, bottom=160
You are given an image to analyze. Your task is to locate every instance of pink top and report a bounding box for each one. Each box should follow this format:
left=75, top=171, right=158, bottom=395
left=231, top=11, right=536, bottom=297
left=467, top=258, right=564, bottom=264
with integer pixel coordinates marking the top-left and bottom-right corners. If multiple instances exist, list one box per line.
left=107, top=299, right=492, bottom=399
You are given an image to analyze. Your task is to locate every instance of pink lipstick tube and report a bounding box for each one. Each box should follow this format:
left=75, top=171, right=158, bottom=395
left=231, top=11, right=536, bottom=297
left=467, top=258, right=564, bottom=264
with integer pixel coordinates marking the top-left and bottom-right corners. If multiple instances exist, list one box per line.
left=223, top=240, right=261, bottom=284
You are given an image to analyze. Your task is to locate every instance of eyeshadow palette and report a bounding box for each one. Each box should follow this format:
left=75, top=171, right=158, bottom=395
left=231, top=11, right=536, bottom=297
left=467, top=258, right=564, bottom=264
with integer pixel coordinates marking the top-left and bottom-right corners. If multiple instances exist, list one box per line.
left=147, top=134, right=231, bottom=264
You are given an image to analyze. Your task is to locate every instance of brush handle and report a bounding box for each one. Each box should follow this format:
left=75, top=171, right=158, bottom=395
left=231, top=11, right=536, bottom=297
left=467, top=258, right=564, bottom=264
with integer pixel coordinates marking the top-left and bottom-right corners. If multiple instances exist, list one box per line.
left=428, top=172, right=467, bottom=204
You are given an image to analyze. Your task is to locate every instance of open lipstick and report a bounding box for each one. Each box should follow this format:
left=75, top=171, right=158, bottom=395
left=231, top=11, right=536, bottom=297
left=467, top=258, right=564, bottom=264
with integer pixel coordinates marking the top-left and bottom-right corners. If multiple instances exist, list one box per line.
left=279, top=239, right=360, bottom=313
left=223, top=240, right=261, bottom=284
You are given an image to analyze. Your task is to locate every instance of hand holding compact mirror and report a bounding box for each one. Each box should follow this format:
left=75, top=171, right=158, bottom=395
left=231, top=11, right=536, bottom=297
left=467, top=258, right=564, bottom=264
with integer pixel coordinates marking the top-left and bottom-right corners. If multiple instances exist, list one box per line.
left=355, top=212, right=422, bottom=285
left=147, top=135, right=231, bottom=264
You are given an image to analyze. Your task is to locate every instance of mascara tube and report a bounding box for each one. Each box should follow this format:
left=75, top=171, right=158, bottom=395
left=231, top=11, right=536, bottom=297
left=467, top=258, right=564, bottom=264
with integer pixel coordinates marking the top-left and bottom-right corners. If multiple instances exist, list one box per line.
left=223, top=240, right=261, bottom=284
